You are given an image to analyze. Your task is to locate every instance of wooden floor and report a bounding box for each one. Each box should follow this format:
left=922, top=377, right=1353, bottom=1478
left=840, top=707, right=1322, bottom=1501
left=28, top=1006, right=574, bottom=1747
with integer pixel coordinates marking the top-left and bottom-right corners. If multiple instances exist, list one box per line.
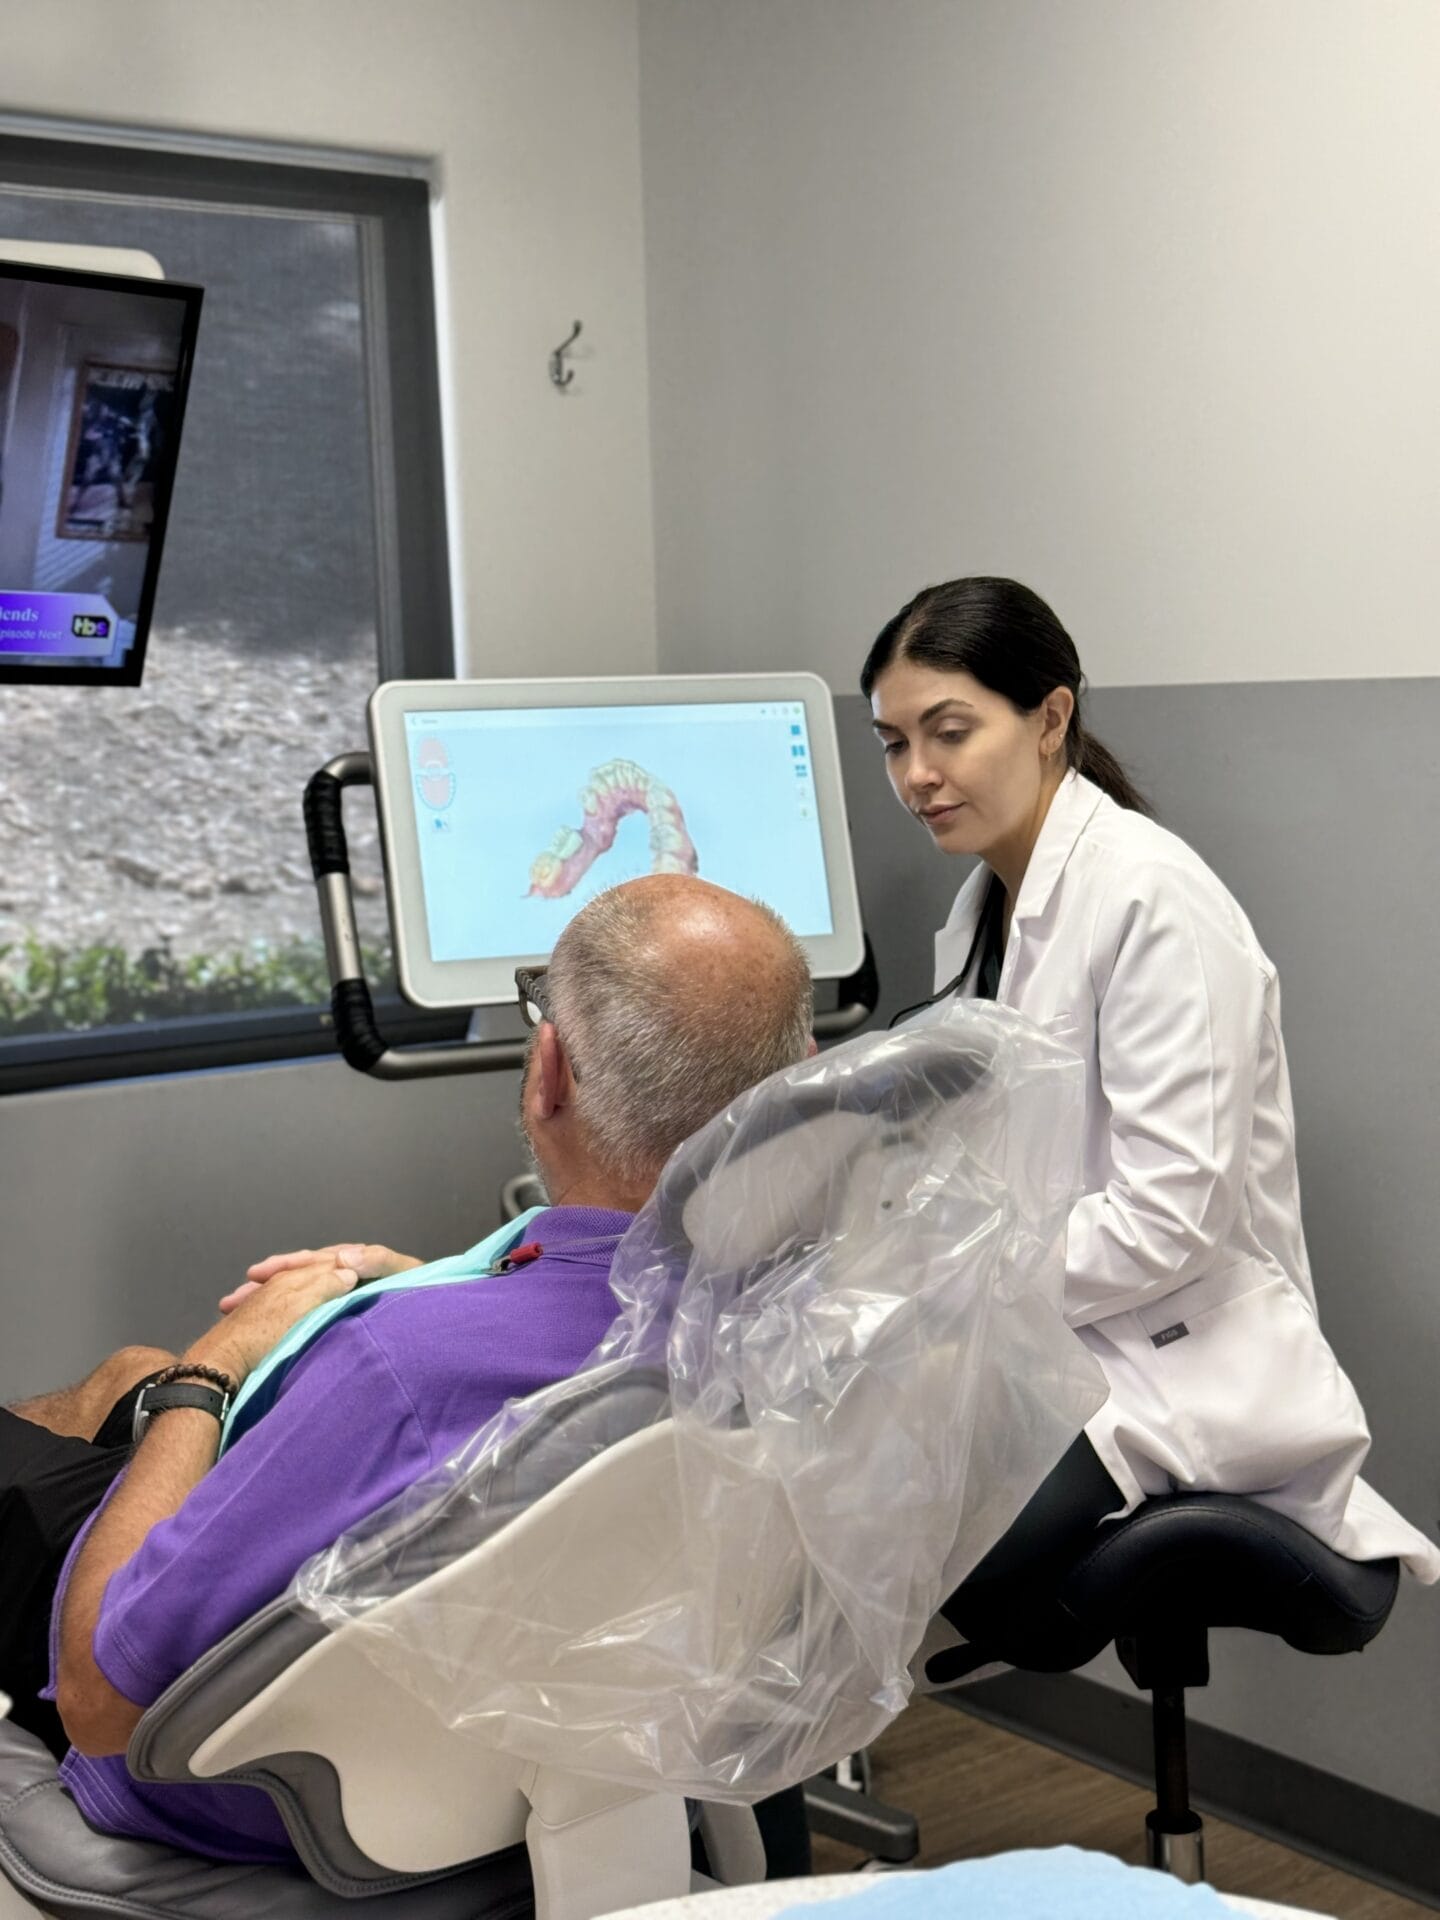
left=809, top=1698, right=1434, bottom=1919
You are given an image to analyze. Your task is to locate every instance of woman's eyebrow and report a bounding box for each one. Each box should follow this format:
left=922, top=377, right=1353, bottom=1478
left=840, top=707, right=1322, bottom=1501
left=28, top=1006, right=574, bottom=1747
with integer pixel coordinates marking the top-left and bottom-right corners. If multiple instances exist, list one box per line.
left=871, top=699, right=977, bottom=734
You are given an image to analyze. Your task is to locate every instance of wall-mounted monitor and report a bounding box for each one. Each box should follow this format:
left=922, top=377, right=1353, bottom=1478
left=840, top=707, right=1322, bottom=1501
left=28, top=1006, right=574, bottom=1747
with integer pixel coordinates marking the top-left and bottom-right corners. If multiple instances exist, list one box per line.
left=368, top=674, right=866, bottom=1007
left=0, top=255, right=202, bottom=686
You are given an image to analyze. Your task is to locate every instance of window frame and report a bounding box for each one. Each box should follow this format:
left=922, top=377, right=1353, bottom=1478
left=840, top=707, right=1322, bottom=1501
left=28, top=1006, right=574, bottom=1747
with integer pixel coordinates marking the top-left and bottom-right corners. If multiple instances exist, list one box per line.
left=0, top=131, right=458, bottom=1096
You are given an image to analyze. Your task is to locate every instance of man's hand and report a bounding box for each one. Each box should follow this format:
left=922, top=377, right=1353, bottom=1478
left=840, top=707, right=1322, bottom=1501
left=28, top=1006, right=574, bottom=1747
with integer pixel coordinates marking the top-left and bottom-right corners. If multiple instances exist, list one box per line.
left=58, top=1257, right=364, bottom=1755
left=218, top=1242, right=421, bottom=1314
left=193, top=1258, right=364, bottom=1386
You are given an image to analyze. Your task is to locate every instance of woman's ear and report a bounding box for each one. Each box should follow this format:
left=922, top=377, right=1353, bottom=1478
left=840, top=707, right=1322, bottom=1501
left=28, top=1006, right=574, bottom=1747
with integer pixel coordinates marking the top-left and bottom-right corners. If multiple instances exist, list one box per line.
left=1042, top=686, right=1076, bottom=759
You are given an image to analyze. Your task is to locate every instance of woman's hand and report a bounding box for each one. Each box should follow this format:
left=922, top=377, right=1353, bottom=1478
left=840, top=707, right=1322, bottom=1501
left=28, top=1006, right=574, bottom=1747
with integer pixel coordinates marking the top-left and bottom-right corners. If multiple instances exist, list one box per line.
left=219, top=1242, right=422, bottom=1314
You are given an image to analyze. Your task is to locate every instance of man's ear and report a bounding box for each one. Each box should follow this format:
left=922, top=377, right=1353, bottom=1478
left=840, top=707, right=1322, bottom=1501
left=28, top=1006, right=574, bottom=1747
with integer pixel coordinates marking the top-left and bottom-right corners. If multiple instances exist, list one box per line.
left=533, top=1022, right=576, bottom=1118
left=806, top=1035, right=820, bottom=1059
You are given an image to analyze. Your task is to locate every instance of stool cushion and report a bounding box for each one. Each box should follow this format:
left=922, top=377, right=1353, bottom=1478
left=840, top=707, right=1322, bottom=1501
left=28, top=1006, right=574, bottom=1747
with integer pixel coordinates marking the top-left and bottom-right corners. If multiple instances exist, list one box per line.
left=946, top=1494, right=1400, bottom=1675
left=0, top=1720, right=533, bottom=1920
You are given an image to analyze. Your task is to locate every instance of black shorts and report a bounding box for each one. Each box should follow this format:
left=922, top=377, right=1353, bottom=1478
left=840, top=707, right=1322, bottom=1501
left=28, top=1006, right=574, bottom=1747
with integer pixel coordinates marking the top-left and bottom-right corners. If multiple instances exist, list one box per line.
left=0, top=1376, right=162, bottom=1758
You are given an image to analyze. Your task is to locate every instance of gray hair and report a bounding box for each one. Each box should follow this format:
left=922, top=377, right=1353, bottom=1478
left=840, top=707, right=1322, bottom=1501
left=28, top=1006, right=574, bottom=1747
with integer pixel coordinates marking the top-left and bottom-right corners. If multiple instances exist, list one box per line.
left=547, top=886, right=814, bottom=1186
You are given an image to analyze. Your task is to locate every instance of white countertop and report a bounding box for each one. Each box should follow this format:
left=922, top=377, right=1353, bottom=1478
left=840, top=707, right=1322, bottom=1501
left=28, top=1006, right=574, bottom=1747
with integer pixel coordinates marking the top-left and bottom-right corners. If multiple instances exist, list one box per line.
left=604, top=1872, right=1330, bottom=1920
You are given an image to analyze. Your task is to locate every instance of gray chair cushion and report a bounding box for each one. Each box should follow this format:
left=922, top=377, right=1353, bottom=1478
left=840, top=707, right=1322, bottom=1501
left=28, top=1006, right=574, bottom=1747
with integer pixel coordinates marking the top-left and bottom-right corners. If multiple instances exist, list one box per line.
left=0, top=1720, right=534, bottom=1920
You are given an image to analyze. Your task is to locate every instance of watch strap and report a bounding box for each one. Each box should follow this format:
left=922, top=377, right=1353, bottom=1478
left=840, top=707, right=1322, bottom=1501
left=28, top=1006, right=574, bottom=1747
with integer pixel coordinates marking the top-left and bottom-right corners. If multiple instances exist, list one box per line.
left=132, top=1380, right=232, bottom=1444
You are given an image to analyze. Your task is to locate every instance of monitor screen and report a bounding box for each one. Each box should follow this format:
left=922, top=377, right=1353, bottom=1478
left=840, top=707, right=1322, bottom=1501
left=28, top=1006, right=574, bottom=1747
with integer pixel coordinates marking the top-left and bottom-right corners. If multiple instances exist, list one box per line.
left=0, top=259, right=202, bottom=686
left=369, top=675, right=866, bottom=1008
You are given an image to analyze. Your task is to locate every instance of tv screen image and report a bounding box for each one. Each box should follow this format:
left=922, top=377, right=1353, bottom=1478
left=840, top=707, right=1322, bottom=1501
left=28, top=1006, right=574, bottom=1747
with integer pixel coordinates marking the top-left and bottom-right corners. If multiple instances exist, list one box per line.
left=0, top=258, right=202, bottom=686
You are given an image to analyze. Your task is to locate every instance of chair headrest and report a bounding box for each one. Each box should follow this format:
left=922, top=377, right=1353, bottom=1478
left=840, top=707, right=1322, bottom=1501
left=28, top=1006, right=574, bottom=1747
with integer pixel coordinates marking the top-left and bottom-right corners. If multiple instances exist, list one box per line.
left=665, top=1023, right=998, bottom=1274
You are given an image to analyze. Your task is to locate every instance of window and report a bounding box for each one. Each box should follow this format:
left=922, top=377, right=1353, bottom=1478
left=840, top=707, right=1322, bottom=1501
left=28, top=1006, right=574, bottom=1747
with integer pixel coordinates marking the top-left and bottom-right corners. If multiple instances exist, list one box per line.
left=0, top=133, right=457, bottom=1092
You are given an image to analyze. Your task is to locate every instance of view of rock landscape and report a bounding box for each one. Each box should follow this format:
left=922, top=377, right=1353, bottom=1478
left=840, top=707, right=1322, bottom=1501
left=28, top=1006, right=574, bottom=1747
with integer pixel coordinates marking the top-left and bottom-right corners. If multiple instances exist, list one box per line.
left=0, top=186, right=395, bottom=1033
left=0, top=623, right=389, bottom=964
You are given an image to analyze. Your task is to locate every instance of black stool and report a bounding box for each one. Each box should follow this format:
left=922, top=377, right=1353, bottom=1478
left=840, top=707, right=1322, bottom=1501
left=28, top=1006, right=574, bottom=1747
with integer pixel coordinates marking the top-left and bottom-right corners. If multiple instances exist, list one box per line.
left=815, top=1495, right=1400, bottom=1882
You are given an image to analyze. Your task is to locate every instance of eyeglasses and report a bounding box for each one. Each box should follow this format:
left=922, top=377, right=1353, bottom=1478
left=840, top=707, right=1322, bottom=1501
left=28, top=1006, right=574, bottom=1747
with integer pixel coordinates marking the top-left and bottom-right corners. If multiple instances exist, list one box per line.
left=515, top=965, right=581, bottom=1082
left=515, top=965, right=553, bottom=1029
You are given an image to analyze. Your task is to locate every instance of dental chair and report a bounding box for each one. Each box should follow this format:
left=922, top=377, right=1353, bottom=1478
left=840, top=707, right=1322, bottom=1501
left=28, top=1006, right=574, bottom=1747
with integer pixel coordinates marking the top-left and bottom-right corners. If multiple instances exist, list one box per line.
left=0, top=1003, right=1103, bottom=1920
left=0, top=1367, right=720, bottom=1920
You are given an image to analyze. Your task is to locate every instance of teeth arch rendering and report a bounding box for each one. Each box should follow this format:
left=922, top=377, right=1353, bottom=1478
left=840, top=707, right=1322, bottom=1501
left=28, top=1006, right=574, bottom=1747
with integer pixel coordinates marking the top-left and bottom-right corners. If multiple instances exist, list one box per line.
left=527, top=759, right=699, bottom=898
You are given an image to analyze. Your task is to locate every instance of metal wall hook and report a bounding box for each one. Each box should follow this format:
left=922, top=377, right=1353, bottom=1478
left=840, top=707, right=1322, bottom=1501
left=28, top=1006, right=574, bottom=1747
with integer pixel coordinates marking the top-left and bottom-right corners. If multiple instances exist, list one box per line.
left=549, top=319, right=582, bottom=390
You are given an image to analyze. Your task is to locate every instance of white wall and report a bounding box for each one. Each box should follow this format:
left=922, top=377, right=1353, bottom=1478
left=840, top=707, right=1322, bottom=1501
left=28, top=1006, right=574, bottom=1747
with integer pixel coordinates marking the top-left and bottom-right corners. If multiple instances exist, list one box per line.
left=639, top=0, right=1440, bottom=690
left=0, top=0, right=657, bottom=679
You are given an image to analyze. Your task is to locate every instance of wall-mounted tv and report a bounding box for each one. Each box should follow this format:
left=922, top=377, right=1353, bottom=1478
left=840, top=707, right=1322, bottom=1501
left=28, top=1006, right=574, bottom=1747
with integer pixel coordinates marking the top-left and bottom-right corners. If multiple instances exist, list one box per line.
left=0, top=257, right=202, bottom=686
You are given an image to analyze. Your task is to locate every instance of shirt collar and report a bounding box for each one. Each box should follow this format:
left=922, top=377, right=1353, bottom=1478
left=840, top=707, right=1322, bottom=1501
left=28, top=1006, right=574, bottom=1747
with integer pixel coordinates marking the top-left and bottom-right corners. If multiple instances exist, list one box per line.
left=526, top=1205, right=635, bottom=1266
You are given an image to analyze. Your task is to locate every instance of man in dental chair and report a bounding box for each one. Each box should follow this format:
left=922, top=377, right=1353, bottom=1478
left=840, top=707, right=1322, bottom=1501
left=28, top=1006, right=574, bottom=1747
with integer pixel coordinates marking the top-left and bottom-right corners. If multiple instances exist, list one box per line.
left=0, top=875, right=815, bottom=1866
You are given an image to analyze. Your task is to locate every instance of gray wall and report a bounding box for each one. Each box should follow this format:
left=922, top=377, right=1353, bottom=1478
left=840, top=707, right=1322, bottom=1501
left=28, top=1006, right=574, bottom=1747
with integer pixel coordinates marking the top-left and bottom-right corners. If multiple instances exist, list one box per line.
left=0, top=1052, right=530, bottom=1399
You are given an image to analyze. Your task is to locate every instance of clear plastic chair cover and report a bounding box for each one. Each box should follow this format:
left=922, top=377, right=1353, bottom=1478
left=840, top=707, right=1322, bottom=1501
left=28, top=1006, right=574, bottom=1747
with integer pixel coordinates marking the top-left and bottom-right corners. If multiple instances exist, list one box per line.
left=291, top=998, right=1108, bottom=1798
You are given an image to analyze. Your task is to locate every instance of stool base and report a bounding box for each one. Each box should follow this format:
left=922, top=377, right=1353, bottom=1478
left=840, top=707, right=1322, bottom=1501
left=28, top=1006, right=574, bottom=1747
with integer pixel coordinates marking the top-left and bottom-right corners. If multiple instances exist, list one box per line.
left=1147, top=1813, right=1205, bottom=1884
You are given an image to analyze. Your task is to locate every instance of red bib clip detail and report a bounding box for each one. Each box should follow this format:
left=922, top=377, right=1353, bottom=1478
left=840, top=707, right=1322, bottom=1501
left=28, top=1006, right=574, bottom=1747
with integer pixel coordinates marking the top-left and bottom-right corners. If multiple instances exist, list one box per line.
left=493, top=1241, right=544, bottom=1274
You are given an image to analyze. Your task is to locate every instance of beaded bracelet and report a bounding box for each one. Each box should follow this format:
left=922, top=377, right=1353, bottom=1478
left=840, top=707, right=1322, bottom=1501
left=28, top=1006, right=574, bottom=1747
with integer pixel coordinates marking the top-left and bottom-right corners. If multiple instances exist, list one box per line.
left=151, top=1361, right=238, bottom=1399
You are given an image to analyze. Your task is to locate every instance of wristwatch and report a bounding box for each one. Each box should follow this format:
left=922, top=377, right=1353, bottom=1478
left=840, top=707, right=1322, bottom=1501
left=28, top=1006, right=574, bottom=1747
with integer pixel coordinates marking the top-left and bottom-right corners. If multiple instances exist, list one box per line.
left=131, top=1379, right=233, bottom=1445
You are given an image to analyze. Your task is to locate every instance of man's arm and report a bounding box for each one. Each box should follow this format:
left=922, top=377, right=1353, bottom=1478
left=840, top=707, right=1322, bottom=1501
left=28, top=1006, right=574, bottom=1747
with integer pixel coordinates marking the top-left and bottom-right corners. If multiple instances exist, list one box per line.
left=57, top=1404, right=221, bottom=1754
left=56, top=1257, right=360, bottom=1757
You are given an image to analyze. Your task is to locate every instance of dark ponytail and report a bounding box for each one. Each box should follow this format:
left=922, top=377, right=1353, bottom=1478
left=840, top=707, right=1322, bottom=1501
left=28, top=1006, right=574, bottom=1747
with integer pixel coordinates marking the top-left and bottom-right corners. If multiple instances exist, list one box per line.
left=1071, top=727, right=1149, bottom=815
left=860, top=577, right=1152, bottom=817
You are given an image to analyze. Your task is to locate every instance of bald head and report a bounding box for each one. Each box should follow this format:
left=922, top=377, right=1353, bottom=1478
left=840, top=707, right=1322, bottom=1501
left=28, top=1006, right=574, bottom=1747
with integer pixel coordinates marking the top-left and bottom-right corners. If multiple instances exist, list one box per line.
left=545, top=876, right=814, bottom=1187
left=569, top=872, right=805, bottom=1006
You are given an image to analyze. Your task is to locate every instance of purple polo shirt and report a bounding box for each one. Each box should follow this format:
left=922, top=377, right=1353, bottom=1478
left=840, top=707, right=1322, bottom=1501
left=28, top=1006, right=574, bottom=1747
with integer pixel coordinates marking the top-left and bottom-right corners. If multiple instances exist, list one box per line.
left=50, top=1206, right=631, bottom=1864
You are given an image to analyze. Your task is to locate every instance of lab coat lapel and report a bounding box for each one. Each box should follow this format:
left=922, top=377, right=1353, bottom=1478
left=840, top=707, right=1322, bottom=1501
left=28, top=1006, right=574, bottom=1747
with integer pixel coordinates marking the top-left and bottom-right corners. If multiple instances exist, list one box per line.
left=933, top=862, right=989, bottom=991
left=932, top=771, right=1105, bottom=992
left=1010, top=770, right=1106, bottom=930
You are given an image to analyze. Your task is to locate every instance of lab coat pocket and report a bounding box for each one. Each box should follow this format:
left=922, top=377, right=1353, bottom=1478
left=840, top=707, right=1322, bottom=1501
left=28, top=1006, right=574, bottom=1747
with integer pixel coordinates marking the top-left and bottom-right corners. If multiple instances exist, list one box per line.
left=1147, top=1276, right=1369, bottom=1494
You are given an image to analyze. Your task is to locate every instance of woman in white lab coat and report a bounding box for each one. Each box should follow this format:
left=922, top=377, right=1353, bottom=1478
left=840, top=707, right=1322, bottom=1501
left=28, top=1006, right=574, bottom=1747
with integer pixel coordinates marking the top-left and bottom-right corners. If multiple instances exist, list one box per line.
left=863, top=576, right=1438, bottom=1583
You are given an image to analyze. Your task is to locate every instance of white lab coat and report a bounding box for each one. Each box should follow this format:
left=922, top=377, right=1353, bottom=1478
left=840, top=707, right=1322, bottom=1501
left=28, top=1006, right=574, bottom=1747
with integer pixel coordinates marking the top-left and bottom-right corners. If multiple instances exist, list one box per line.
left=934, top=769, right=1439, bottom=1580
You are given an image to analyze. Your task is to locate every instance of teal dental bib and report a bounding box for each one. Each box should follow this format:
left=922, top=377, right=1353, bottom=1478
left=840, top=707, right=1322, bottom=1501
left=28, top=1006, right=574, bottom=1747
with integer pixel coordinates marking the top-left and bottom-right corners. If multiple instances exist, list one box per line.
left=217, top=1208, right=545, bottom=1457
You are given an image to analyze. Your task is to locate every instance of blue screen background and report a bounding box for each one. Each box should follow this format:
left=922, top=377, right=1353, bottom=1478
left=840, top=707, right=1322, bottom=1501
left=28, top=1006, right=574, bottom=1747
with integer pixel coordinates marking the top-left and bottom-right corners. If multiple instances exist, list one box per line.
left=405, top=701, right=836, bottom=963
